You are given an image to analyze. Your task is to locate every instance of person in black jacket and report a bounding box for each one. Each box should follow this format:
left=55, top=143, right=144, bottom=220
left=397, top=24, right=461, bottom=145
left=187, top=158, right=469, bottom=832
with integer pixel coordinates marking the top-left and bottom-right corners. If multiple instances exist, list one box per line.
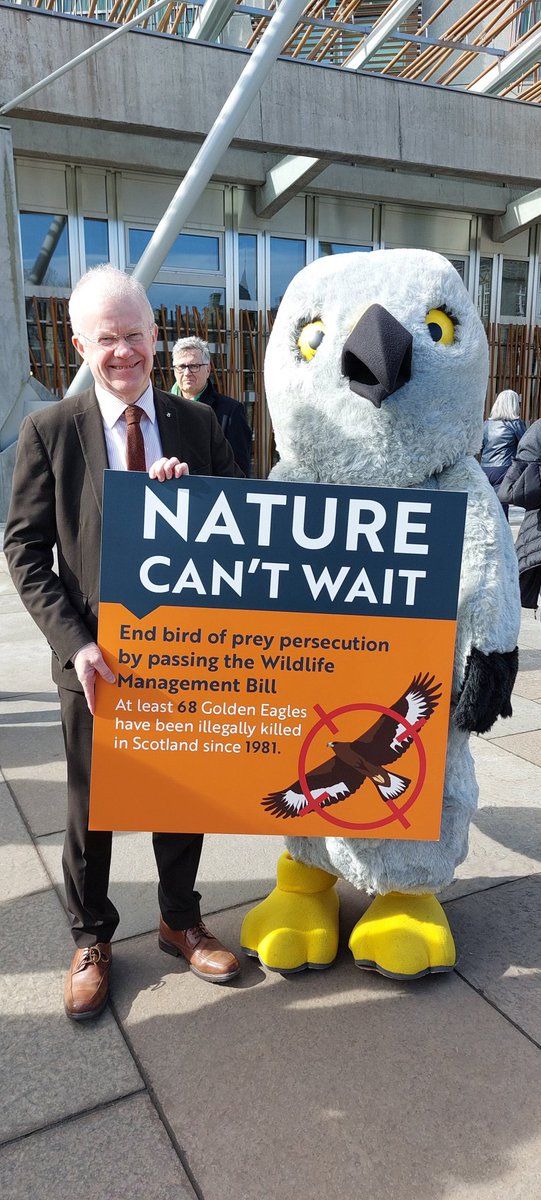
left=480, top=389, right=526, bottom=518
left=499, top=418, right=541, bottom=608
left=5, top=267, right=242, bottom=1022
left=170, top=336, right=252, bottom=476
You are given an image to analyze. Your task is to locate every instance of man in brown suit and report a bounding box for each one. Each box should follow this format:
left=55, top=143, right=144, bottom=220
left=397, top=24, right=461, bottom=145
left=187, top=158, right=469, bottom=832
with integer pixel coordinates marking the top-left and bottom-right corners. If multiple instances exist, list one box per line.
left=5, top=265, right=242, bottom=1020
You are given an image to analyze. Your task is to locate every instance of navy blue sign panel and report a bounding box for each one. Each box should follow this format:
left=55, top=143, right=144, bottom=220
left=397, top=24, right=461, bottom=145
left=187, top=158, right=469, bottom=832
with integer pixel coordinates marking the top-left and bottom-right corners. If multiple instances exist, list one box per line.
left=99, top=472, right=467, bottom=621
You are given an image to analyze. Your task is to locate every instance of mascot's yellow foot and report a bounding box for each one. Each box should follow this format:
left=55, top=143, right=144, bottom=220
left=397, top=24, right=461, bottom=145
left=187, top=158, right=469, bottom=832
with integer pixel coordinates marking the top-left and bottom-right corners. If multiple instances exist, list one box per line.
left=349, top=892, right=456, bottom=980
left=240, top=852, right=339, bottom=972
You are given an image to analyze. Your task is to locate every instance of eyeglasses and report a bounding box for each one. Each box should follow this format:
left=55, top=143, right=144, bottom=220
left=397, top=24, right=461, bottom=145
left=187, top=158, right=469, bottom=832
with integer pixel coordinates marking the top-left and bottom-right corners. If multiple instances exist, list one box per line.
left=174, top=362, right=208, bottom=373
left=78, top=329, right=153, bottom=350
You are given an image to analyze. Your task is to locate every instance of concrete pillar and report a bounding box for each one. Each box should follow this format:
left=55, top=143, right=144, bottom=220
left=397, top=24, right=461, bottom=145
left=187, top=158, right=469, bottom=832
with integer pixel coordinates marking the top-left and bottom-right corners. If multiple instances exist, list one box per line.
left=0, top=126, right=54, bottom=520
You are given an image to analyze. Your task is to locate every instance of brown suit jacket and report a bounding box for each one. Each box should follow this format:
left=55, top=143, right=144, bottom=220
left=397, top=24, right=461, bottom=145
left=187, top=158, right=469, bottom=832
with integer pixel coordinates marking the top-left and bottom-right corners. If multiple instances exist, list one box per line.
left=4, top=386, right=241, bottom=691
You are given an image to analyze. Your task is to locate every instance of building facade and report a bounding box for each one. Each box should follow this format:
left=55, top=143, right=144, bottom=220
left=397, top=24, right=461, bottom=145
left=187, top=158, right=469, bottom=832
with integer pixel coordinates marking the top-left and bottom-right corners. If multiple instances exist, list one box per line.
left=2, top=0, right=541, bottom=499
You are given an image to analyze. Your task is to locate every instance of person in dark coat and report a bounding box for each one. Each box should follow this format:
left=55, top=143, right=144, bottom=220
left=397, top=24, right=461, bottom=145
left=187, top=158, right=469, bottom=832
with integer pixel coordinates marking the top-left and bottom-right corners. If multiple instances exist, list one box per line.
left=4, top=266, right=243, bottom=1022
left=480, top=389, right=526, bottom=518
left=170, top=336, right=252, bottom=476
left=499, top=417, right=541, bottom=608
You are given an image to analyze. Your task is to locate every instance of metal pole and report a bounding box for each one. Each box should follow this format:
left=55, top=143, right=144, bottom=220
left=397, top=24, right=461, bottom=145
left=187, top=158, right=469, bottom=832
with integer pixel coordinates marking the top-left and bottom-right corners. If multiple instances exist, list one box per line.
left=0, top=0, right=178, bottom=116
left=133, top=0, right=307, bottom=286
left=470, top=24, right=541, bottom=94
left=66, top=0, right=307, bottom=395
left=345, top=0, right=420, bottom=71
left=188, top=0, right=236, bottom=43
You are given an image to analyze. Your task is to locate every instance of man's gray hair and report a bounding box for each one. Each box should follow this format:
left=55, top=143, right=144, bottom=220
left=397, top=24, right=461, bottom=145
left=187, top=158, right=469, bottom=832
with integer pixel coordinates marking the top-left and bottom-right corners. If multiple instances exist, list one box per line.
left=172, top=336, right=211, bottom=364
left=489, top=389, right=522, bottom=421
left=69, top=265, right=154, bottom=333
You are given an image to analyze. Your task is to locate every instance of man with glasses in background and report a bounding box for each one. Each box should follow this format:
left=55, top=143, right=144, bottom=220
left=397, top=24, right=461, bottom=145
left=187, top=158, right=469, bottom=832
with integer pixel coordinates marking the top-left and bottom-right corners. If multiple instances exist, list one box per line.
left=171, top=336, right=252, bottom=476
left=5, top=265, right=243, bottom=1023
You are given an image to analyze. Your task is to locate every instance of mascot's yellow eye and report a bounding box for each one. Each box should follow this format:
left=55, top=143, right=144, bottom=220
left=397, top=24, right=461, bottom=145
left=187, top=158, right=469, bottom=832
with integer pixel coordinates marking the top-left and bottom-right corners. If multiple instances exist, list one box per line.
left=297, top=320, right=325, bottom=361
left=425, top=308, right=455, bottom=346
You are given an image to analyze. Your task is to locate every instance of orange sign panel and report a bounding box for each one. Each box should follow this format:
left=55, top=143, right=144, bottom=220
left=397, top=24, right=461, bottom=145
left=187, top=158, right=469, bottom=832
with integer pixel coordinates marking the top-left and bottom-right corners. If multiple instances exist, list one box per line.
left=89, top=474, right=467, bottom=838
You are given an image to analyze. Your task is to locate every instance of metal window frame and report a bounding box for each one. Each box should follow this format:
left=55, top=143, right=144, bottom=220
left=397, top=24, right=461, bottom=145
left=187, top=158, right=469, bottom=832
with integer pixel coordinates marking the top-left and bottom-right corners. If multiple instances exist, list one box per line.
left=125, top=222, right=225, bottom=278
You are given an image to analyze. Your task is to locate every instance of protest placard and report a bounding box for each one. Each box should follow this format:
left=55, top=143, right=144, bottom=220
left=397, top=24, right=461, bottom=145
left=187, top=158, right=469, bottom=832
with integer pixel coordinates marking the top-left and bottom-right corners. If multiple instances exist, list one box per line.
left=89, top=473, right=466, bottom=838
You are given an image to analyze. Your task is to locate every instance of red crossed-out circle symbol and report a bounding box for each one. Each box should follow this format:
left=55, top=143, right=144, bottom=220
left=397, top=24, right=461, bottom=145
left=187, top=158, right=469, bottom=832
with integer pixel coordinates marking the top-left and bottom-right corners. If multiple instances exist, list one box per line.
left=297, top=701, right=427, bottom=831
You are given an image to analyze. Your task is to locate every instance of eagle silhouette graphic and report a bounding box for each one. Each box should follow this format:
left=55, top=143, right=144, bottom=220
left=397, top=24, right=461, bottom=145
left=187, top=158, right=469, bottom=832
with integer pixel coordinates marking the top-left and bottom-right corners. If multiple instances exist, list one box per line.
left=262, top=673, right=441, bottom=819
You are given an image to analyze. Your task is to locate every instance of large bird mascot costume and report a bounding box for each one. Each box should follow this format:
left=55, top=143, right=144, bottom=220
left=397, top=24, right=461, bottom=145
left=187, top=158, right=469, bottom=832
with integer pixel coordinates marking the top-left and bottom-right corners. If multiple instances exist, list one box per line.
left=241, top=249, right=520, bottom=979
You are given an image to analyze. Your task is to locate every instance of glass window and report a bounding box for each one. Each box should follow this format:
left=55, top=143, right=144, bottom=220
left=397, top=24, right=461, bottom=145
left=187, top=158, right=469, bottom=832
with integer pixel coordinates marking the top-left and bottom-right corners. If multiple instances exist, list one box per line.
left=517, top=1, right=541, bottom=36
left=478, top=257, right=493, bottom=326
left=446, top=257, right=466, bottom=282
left=270, top=237, right=306, bottom=313
left=84, top=218, right=109, bottom=269
left=128, top=228, right=220, bottom=272
left=239, top=234, right=257, bottom=302
left=500, top=259, right=529, bottom=320
left=148, top=282, right=225, bottom=320
left=319, top=242, right=370, bottom=256
left=19, top=212, right=70, bottom=288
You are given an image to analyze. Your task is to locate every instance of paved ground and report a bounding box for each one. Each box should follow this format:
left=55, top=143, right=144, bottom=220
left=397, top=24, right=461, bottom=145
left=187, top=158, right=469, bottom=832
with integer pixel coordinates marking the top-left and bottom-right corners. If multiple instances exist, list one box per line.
left=1, top=512, right=540, bottom=1200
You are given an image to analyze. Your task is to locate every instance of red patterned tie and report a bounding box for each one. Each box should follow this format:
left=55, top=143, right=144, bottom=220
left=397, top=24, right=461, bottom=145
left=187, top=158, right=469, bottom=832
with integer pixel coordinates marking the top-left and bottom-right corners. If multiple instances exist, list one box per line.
left=124, top=405, right=146, bottom=472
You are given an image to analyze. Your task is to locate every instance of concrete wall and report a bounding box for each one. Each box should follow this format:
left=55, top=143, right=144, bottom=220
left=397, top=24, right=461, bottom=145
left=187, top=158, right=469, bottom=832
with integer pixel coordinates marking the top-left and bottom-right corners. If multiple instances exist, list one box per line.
left=1, top=7, right=541, bottom=188
left=9, top=115, right=520, bottom=217
left=2, top=4, right=541, bottom=514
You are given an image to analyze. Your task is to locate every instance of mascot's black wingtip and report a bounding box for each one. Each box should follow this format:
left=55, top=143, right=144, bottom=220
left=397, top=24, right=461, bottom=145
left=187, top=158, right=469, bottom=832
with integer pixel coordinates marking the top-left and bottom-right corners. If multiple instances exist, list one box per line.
left=454, top=646, right=518, bottom=733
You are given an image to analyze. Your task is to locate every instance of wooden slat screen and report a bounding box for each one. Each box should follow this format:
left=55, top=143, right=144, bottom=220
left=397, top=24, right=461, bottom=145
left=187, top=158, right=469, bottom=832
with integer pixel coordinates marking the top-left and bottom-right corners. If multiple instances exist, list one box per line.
left=25, top=297, right=275, bottom=477
left=26, top=297, right=541, bottom=467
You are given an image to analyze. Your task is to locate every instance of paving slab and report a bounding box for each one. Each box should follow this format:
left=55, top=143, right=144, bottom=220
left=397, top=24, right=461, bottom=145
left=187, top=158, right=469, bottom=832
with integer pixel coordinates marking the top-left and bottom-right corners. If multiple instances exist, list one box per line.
left=472, top=728, right=541, bottom=776
left=515, top=645, right=541, bottom=671
left=482, top=691, right=541, bottom=739
left=472, top=800, right=541, bottom=867
left=448, top=874, right=541, bottom=1046
left=2, top=540, right=541, bottom=1200
left=0, top=552, right=20, bottom=603
left=513, top=668, right=541, bottom=701
left=512, top=644, right=541, bottom=700
left=0, top=695, right=61, bottom=722
left=0, top=595, right=22, bottom=615
left=0, top=1094, right=196, bottom=1200
left=1, top=608, right=44, bottom=643
left=110, top=898, right=541, bottom=1200
left=514, top=608, right=540, bottom=651
left=38, top=828, right=279, bottom=940
left=0, top=699, right=67, bottom=836
left=439, top=736, right=541, bottom=901
left=440, top=819, right=541, bottom=903
left=491, top=725, right=541, bottom=766
left=1, top=887, right=143, bottom=1143
left=0, top=777, right=50, bottom=900
left=2, top=767, right=67, bottom=840
left=1, top=612, right=53, bottom=695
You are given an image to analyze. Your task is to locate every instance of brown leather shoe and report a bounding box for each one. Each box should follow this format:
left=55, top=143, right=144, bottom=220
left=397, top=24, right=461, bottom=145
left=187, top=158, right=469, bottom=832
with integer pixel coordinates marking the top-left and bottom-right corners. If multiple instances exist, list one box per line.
left=158, top=918, right=240, bottom=983
left=64, top=943, right=111, bottom=1021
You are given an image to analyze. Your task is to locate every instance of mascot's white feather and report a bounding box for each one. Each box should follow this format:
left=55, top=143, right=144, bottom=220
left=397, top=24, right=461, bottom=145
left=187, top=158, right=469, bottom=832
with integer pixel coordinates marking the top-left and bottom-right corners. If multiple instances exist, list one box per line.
left=241, top=249, right=520, bottom=977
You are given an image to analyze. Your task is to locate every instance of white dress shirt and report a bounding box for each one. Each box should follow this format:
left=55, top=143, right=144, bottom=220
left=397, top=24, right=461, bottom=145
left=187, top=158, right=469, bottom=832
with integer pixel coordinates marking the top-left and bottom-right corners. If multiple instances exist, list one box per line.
left=94, top=382, right=163, bottom=471
left=72, top=383, right=165, bottom=666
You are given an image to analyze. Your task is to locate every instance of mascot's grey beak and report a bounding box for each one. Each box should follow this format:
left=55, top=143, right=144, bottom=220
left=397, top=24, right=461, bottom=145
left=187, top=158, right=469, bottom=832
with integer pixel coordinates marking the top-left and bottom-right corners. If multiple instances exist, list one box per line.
left=341, top=303, right=413, bottom=408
